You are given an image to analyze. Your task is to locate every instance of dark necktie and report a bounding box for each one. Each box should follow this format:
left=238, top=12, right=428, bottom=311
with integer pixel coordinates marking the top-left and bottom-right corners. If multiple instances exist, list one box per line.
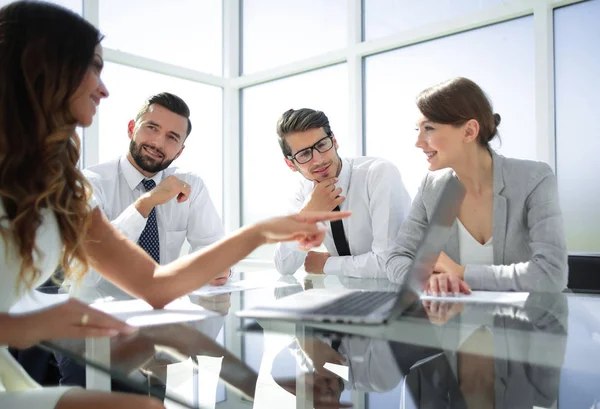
left=331, top=338, right=342, bottom=351
left=138, top=179, right=160, bottom=263
left=331, top=206, right=351, bottom=256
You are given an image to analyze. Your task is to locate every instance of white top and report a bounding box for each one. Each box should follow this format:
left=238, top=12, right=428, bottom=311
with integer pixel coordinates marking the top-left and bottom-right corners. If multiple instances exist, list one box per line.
left=457, top=219, right=494, bottom=266
left=456, top=219, right=494, bottom=350
left=0, top=202, right=77, bottom=407
left=78, top=155, right=224, bottom=290
left=0, top=205, right=61, bottom=313
left=274, top=157, right=411, bottom=278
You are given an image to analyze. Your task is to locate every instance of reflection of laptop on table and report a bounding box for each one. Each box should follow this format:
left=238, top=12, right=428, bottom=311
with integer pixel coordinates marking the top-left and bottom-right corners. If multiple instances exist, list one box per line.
left=237, top=177, right=466, bottom=325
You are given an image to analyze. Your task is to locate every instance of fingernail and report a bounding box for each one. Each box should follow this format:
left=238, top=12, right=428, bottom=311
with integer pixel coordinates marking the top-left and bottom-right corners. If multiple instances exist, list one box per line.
left=453, top=292, right=460, bottom=297
left=441, top=291, right=447, bottom=297
left=107, top=330, right=119, bottom=336
left=432, top=291, right=438, bottom=297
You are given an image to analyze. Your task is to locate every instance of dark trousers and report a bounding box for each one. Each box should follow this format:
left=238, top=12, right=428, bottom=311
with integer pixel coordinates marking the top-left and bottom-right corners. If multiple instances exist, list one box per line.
left=8, top=346, right=61, bottom=386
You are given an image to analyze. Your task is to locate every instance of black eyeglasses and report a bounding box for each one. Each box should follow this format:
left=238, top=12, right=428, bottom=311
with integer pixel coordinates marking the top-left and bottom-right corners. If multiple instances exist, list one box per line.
left=287, top=135, right=334, bottom=164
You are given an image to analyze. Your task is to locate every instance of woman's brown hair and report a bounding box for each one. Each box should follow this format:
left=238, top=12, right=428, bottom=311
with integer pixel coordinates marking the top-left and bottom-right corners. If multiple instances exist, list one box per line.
left=417, top=77, right=501, bottom=148
left=0, top=1, right=103, bottom=290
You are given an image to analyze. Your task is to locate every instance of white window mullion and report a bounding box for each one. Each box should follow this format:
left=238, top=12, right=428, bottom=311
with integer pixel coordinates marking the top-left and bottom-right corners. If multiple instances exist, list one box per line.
left=82, top=0, right=100, bottom=168
left=348, top=0, right=364, bottom=157
left=223, top=0, right=241, bottom=232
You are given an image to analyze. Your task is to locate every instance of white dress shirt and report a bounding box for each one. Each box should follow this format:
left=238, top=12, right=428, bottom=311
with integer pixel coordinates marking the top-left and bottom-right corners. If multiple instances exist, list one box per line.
left=77, top=155, right=224, bottom=291
left=274, top=156, right=411, bottom=278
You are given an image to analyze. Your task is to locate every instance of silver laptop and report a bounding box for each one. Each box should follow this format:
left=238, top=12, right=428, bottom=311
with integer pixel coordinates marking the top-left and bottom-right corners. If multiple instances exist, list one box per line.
left=237, top=176, right=466, bottom=325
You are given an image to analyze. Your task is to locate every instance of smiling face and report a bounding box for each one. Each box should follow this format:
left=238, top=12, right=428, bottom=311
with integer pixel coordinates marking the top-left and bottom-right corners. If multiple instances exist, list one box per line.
left=127, top=104, right=187, bottom=176
left=283, top=127, right=341, bottom=182
left=415, top=113, right=480, bottom=171
left=69, top=44, right=109, bottom=127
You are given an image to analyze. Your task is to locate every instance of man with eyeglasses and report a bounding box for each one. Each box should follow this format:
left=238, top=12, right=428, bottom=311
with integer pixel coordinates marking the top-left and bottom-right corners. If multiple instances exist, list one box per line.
left=274, top=108, right=411, bottom=278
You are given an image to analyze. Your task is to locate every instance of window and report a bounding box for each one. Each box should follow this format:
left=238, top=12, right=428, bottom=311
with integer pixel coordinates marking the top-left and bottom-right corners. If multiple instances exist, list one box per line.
left=241, top=64, right=348, bottom=259
left=555, top=0, right=600, bottom=252
left=99, top=0, right=222, bottom=75
left=365, top=17, right=534, bottom=200
left=98, top=62, right=223, bottom=215
left=242, top=0, right=347, bottom=74
left=364, top=0, right=511, bottom=41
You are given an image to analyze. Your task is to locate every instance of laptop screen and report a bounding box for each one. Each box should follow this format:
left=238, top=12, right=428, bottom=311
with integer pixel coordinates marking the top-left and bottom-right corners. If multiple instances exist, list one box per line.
left=389, top=175, right=466, bottom=318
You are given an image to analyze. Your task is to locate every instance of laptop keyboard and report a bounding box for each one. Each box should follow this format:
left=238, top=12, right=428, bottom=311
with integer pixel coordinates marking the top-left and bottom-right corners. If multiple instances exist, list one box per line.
left=314, top=291, right=397, bottom=316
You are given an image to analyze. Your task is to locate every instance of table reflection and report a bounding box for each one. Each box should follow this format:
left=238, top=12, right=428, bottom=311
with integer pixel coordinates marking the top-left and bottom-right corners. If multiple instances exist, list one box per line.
left=42, top=271, right=597, bottom=409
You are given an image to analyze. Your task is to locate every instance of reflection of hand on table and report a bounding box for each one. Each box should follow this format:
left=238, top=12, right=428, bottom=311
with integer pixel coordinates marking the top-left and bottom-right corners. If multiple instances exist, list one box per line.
left=274, top=369, right=353, bottom=409
left=190, top=293, right=231, bottom=315
left=109, top=331, right=158, bottom=374
left=109, top=323, right=221, bottom=373
left=303, top=277, right=314, bottom=290
left=423, top=300, right=464, bottom=326
left=297, top=337, right=345, bottom=370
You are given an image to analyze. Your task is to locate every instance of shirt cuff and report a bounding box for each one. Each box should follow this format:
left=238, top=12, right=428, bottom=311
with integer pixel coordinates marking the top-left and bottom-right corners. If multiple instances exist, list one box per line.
left=323, top=256, right=343, bottom=276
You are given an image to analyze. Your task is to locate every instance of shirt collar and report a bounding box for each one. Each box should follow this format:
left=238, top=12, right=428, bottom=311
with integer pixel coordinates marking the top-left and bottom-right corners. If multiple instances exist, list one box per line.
left=120, top=155, right=163, bottom=191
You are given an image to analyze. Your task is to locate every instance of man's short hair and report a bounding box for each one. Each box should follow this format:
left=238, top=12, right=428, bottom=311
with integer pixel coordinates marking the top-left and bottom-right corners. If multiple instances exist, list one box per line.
left=276, top=108, right=332, bottom=157
left=135, top=92, right=192, bottom=137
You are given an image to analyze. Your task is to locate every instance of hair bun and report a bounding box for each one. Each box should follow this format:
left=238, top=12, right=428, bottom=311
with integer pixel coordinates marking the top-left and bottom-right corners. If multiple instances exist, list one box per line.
left=493, top=113, right=501, bottom=127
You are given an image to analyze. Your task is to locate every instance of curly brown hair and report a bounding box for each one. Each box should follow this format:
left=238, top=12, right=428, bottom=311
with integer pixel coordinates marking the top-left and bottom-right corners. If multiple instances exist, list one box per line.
left=0, top=1, right=104, bottom=291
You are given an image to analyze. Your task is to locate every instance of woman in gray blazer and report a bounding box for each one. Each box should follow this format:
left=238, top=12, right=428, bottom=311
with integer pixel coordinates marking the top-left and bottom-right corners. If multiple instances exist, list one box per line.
left=386, top=77, right=568, bottom=294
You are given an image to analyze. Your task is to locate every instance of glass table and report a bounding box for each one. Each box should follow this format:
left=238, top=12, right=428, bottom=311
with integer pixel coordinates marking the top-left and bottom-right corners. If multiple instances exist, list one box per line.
left=40, top=270, right=600, bottom=409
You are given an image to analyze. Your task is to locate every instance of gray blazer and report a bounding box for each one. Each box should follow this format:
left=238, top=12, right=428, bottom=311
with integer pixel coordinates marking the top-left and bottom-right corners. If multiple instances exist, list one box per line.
left=386, top=151, right=568, bottom=292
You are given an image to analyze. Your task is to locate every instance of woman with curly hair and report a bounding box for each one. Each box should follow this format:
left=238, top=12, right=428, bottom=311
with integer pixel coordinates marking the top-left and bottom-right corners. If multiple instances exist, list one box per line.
left=0, top=2, right=347, bottom=408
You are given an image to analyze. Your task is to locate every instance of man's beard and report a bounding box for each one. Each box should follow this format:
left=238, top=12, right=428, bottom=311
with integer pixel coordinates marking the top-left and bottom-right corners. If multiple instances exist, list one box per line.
left=299, top=150, right=342, bottom=182
left=129, top=140, right=174, bottom=174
